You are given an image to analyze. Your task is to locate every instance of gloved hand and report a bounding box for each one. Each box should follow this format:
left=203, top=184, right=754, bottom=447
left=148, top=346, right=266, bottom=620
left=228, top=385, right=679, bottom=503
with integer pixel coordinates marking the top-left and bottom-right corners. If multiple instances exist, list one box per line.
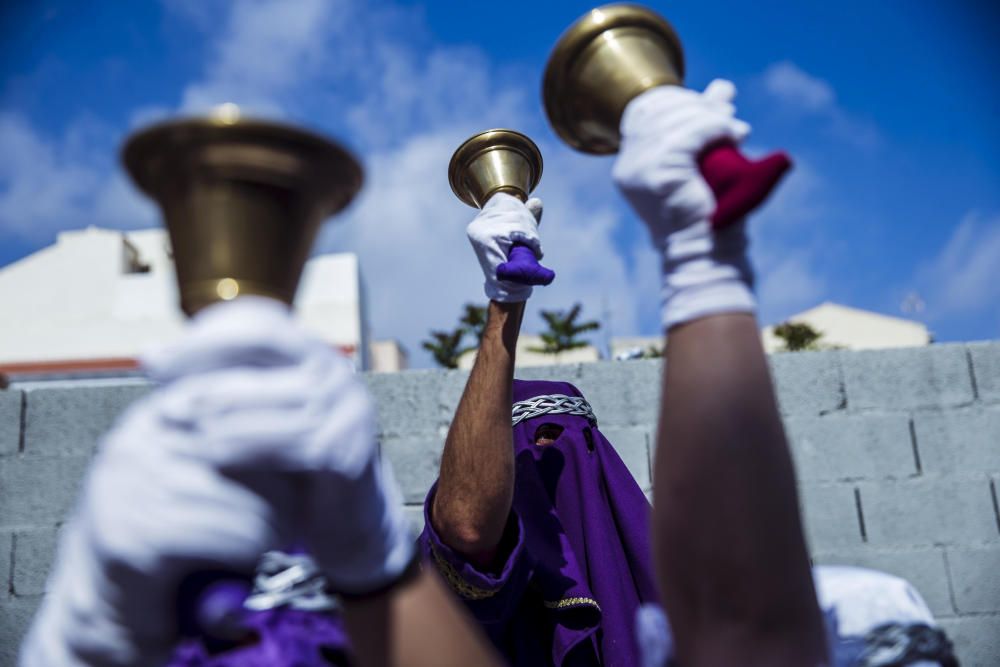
left=612, top=79, right=757, bottom=330
left=20, top=297, right=413, bottom=666
left=467, top=193, right=546, bottom=302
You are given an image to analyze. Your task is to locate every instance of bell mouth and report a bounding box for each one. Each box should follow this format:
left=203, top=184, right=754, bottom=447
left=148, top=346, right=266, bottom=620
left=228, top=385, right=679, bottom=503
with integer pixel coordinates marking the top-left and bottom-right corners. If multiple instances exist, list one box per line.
left=122, top=114, right=363, bottom=219
left=543, top=3, right=685, bottom=154
left=448, top=129, right=543, bottom=209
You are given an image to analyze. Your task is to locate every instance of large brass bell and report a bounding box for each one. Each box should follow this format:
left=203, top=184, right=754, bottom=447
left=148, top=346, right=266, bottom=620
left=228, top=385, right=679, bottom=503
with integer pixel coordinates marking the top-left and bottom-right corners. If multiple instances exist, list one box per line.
left=543, top=4, right=684, bottom=155
left=543, top=4, right=791, bottom=226
left=448, top=129, right=554, bottom=286
left=448, top=129, right=543, bottom=207
left=122, top=107, right=362, bottom=316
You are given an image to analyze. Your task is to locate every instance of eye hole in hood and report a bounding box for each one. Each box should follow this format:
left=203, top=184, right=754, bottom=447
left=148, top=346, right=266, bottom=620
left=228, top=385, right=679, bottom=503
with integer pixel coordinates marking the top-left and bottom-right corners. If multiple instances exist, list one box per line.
left=533, top=423, right=564, bottom=446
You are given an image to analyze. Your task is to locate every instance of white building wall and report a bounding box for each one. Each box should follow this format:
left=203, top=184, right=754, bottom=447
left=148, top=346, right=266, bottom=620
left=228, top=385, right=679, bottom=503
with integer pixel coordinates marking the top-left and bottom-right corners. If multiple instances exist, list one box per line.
left=458, top=335, right=600, bottom=369
left=0, top=227, right=368, bottom=369
left=762, top=302, right=930, bottom=352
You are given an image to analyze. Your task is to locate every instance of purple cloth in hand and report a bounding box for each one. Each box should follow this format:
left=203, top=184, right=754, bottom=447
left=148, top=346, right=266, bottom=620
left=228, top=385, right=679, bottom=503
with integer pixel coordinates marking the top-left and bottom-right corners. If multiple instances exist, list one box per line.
left=497, top=243, right=555, bottom=286
left=170, top=606, right=351, bottom=666
left=170, top=569, right=351, bottom=667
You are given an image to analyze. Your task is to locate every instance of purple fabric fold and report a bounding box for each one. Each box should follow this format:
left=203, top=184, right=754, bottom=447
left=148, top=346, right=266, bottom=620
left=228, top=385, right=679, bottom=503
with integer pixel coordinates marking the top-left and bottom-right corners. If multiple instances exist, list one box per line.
left=511, top=379, right=658, bottom=667
left=170, top=607, right=351, bottom=666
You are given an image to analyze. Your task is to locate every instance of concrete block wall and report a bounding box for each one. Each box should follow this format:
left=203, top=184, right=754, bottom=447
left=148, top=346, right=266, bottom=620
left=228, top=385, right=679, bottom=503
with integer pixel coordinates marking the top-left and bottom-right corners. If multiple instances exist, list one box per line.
left=2, top=343, right=999, bottom=665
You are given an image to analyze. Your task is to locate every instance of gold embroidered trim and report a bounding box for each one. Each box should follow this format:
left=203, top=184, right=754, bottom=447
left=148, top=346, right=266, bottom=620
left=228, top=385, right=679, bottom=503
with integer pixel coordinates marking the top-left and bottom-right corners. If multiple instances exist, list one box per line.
left=543, top=596, right=602, bottom=611
left=429, top=542, right=500, bottom=601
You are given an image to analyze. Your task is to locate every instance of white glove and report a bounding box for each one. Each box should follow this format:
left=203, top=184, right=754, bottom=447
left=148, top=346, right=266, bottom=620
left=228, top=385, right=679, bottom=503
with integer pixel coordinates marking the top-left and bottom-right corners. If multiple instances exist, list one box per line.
left=20, top=297, right=413, bottom=666
left=466, top=192, right=544, bottom=302
left=613, top=79, right=756, bottom=330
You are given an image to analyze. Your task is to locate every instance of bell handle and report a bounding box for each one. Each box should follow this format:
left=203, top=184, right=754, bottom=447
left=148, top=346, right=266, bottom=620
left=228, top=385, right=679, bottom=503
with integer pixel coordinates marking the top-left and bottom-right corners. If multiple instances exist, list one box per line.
left=497, top=243, right=555, bottom=286
left=485, top=190, right=555, bottom=287
left=697, top=141, right=793, bottom=228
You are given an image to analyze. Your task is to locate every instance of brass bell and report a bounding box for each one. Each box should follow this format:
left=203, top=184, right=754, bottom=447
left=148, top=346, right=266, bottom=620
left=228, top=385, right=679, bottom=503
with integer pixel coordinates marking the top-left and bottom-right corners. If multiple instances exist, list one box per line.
left=543, top=4, right=684, bottom=155
left=448, top=129, right=554, bottom=286
left=122, top=107, right=362, bottom=316
left=448, top=129, right=543, bottom=207
left=543, top=4, right=791, bottom=227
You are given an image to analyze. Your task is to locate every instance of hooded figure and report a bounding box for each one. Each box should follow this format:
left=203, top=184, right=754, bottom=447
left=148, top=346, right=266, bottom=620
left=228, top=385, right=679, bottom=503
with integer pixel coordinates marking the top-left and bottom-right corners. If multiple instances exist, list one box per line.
left=419, top=379, right=659, bottom=666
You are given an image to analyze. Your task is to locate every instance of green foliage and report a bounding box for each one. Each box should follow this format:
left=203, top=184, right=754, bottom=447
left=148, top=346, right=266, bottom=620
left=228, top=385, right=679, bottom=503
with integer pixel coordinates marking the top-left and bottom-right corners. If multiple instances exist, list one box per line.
left=643, top=344, right=664, bottom=358
left=530, top=303, right=601, bottom=354
left=422, top=302, right=487, bottom=369
left=421, top=328, right=471, bottom=369
left=459, top=303, right=489, bottom=344
left=773, top=321, right=823, bottom=352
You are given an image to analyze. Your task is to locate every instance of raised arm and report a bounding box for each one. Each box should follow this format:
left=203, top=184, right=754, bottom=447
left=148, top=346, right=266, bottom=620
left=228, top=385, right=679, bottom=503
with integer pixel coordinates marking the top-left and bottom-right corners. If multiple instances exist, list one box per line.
left=430, top=194, right=543, bottom=568
left=432, top=300, right=523, bottom=566
left=614, top=82, right=829, bottom=666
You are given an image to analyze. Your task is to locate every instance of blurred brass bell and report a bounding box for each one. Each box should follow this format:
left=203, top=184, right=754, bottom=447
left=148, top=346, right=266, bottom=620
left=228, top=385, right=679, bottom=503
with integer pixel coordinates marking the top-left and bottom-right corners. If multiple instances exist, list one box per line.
left=543, top=4, right=684, bottom=154
left=448, top=129, right=543, bottom=208
left=122, top=106, right=362, bottom=316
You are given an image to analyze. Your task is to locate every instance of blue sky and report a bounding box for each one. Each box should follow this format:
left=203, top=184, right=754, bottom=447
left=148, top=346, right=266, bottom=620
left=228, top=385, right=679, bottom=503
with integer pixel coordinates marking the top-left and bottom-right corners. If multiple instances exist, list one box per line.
left=2, top=0, right=998, bottom=366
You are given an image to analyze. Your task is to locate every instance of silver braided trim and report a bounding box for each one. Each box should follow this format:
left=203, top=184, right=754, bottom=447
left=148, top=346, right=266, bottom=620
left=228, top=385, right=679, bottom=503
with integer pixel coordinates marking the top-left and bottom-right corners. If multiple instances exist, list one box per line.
left=511, top=394, right=597, bottom=428
left=244, top=550, right=339, bottom=612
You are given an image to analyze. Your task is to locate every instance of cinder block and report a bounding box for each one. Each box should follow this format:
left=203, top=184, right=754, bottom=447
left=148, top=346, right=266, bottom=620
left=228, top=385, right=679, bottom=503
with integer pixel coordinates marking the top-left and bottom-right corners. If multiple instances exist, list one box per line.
left=770, top=349, right=845, bottom=416
left=0, top=598, right=41, bottom=666
left=914, top=408, right=1000, bottom=475
left=618, top=359, right=662, bottom=427
left=938, top=615, right=1000, bottom=667
left=798, top=483, right=864, bottom=550
left=436, top=368, right=470, bottom=423
left=514, top=363, right=581, bottom=383
left=785, top=414, right=916, bottom=481
left=0, top=532, right=11, bottom=600
left=842, top=344, right=975, bottom=411
left=0, top=390, right=23, bottom=457
left=858, top=479, right=998, bottom=546
left=968, top=341, right=1000, bottom=403
left=0, top=457, right=89, bottom=529
left=12, top=528, right=60, bottom=597
left=23, top=384, right=150, bottom=457
left=380, top=435, right=445, bottom=504
left=811, top=547, right=952, bottom=616
left=598, top=426, right=651, bottom=491
left=576, top=362, right=634, bottom=427
left=364, top=370, right=449, bottom=437
left=946, top=546, right=1000, bottom=614
left=403, top=505, right=426, bottom=537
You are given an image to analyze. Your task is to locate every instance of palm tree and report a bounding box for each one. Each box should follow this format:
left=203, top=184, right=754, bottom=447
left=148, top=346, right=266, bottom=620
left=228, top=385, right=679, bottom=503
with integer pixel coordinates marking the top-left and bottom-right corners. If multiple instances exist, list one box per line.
left=421, top=328, right=471, bottom=369
left=530, top=303, right=600, bottom=354
left=459, top=303, right=489, bottom=344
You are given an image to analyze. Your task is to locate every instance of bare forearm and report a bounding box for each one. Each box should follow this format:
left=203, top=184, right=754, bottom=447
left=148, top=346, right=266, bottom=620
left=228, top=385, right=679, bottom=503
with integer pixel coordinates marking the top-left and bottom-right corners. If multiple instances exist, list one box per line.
left=432, top=301, right=523, bottom=563
left=343, top=568, right=504, bottom=667
left=654, top=313, right=827, bottom=666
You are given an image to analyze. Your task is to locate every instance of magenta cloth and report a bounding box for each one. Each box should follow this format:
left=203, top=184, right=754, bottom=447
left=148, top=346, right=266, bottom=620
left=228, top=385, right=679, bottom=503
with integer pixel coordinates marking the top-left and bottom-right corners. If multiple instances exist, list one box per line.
left=697, top=141, right=792, bottom=228
left=496, top=243, right=556, bottom=286
left=419, top=379, right=658, bottom=666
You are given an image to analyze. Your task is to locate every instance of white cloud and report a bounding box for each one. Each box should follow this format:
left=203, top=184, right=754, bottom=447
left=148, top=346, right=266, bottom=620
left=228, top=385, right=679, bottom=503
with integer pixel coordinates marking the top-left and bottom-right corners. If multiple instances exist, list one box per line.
left=0, top=112, right=156, bottom=237
left=760, top=61, right=880, bottom=149
left=179, top=0, right=340, bottom=115
left=755, top=254, right=826, bottom=323
left=762, top=61, right=835, bottom=112
left=1, top=0, right=648, bottom=367
left=4, top=0, right=847, bottom=367
left=915, top=212, right=1000, bottom=319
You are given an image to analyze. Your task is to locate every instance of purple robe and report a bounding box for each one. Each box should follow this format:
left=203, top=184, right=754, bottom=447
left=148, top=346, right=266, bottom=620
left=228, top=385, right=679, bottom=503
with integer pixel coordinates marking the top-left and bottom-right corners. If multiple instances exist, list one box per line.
left=420, top=379, right=659, bottom=666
